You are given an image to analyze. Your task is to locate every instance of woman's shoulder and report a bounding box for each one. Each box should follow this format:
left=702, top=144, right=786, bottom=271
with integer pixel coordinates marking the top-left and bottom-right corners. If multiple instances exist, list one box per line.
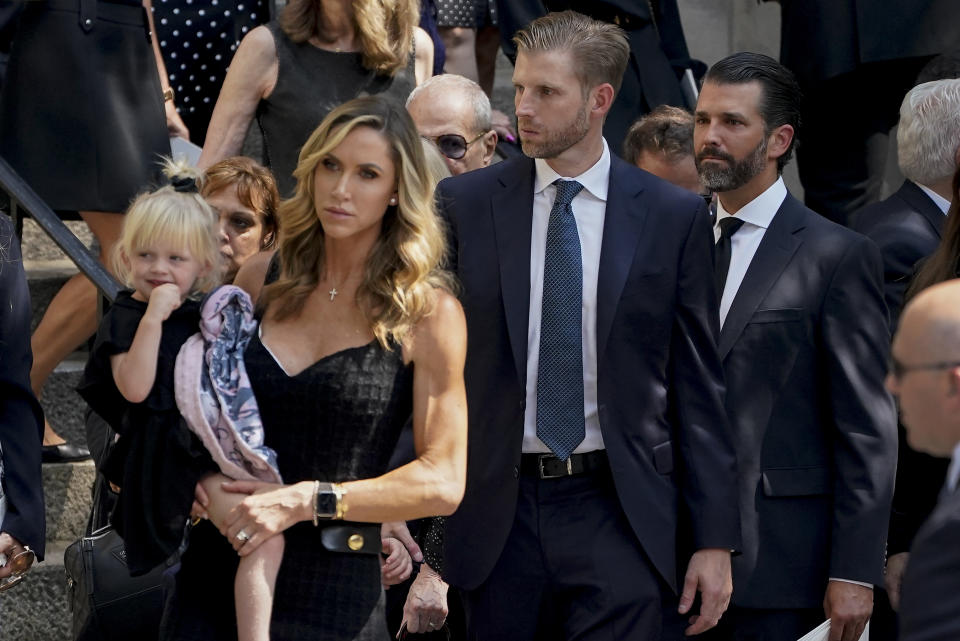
left=233, top=250, right=277, bottom=305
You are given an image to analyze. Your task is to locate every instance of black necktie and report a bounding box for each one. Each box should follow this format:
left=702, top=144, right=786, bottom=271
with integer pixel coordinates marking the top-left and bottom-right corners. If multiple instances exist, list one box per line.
left=714, top=217, right=745, bottom=298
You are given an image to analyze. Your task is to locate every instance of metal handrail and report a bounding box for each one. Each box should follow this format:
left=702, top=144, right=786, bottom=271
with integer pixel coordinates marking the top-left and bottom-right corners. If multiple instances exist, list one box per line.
left=0, top=155, right=121, bottom=303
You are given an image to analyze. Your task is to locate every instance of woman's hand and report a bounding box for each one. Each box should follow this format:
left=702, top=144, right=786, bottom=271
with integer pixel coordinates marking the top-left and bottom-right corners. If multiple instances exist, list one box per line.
left=165, top=100, right=190, bottom=141
left=190, top=475, right=212, bottom=521
left=220, top=479, right=312, bottom=556
left=380, top=537, right=413, bottom=587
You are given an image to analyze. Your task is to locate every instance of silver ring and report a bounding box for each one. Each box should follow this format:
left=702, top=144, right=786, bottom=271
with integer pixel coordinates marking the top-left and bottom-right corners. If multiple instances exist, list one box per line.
left=235, top=530, right=250, bottom=542
left=428, top=622, right=436, bottom=628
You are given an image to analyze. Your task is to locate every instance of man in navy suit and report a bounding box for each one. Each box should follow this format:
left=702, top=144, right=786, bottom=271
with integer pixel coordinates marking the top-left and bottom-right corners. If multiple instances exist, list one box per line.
left=885, top=280, right=960, bottom=641
left=693, top=53, right=897, bottom=641
left=438, top=11, right=740, bottom=640
left=0, top=214, right=46, bottom=580
left=850, top=79, right=960, bottom=624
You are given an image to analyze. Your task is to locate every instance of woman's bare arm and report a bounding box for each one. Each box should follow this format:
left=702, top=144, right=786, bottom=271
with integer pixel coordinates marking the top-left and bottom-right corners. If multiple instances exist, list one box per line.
left=198, top=25, right=279, bottom=169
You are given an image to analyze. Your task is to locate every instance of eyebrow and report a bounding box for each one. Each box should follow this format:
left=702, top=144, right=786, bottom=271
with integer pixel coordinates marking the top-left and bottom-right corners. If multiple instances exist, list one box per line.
left=325, top=152, right=384, bottom=173
left=696, top=110, right=750, bottom=121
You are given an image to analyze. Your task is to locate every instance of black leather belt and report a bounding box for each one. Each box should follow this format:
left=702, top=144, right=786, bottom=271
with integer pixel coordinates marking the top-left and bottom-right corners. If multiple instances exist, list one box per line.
left=520, top=450, right=608, bottom=479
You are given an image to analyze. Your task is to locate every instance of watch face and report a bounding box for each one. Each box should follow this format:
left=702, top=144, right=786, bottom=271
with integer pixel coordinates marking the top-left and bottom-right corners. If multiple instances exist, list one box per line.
left=317, top=490, right=338, bottom=518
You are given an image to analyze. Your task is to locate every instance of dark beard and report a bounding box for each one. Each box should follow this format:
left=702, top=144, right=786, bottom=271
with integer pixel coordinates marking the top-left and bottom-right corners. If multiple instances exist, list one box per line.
left=696, top=137, right=768, bottom=192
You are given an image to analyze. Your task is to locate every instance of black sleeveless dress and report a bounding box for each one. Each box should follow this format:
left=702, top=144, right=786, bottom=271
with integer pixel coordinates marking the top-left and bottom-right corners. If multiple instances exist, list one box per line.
left=160, top=330, right=413, bottom=641
left=256, top=21, right=416, bottom=197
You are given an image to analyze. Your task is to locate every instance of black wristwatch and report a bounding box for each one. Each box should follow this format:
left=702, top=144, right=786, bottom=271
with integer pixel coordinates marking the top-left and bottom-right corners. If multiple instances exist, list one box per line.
left=313, top=482, right=346, bottom=524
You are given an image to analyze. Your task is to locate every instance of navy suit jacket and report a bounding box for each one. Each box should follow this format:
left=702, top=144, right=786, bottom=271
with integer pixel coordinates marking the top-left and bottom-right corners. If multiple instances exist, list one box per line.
left=0, top=215, right=46, bottom=558
left=720, top=193, right=896, bottom=608
left=899, top=482, right=960, bottom=641
left=438, top=154, right=740, bottom=592
left=851, top=181, right=949, bottom=557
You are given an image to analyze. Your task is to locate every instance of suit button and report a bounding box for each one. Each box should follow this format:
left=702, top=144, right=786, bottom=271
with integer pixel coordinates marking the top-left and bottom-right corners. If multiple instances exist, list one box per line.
left=513, top=466, right=519, bottom=479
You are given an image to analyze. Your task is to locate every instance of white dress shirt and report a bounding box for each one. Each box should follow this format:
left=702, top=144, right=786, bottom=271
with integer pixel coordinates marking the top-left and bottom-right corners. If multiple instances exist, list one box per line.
left=917, top=183, right=951, bottom=215
left=522, top=140, right=610, bottom=454
left=714, top=177, right=787, bottom=327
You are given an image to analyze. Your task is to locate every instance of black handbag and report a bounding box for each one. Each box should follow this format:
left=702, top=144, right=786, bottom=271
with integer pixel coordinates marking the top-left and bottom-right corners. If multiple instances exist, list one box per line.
left=64, top=474, right=174, bottom=641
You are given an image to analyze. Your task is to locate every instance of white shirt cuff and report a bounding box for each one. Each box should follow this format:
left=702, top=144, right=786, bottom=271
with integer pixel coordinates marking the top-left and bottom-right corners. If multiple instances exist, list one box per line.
left=828, top=578, right=873, bottom=589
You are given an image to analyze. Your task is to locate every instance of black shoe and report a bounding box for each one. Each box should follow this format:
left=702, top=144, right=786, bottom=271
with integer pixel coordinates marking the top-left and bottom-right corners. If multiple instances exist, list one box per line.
left=41, top=443, right=91, bottom=463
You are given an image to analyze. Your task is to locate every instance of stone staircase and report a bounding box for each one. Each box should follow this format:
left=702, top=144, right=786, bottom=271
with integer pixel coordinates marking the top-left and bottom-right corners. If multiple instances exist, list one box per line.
left=1, top=218, right=96, bottom=641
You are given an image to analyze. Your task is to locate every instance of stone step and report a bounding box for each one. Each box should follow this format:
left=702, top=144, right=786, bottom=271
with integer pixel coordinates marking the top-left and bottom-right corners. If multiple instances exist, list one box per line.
left=0, top=540, right=72, bottom=641
left=37, top=356, right=88, bottom=450
left=43, top=460, right=95, bottom=544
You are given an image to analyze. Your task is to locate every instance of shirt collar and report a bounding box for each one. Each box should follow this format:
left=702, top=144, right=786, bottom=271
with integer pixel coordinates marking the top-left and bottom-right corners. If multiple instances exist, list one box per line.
left=534, top=138, right=610, bottom=202
left=715, top=176, right=788, bottom=230
left=916, top=183, right=952, bottom=215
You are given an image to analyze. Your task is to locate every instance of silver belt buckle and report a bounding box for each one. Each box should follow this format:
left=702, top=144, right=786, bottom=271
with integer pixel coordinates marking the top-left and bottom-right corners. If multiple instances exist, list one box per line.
left=538, top=454, right=574, bottom=479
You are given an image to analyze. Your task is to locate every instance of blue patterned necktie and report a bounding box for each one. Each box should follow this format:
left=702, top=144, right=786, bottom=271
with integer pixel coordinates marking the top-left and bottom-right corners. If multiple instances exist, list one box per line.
left=536, top=179, right=585, bottom=461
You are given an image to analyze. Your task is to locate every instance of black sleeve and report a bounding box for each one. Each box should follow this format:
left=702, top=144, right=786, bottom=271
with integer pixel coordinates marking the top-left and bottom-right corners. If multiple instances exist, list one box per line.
left=76, top=292, right=143, bottom=434
left=418, top=516, right=445, bottom=575
left=0, top=216, right=46, bottom=558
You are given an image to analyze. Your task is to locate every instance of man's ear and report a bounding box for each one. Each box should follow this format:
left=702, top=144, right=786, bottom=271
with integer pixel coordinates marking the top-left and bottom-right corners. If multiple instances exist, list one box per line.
left=590, top=83, right=616, bottom=118
left=481, top=130, right=498, bottom=167
left=767, top=124, right=795, bottom=164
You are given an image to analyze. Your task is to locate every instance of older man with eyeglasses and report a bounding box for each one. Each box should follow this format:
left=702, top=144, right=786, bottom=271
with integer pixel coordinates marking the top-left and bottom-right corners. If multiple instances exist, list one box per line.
left=886, top=279, right=960, bottom=641
left=406, top=74, right=498, bottom=176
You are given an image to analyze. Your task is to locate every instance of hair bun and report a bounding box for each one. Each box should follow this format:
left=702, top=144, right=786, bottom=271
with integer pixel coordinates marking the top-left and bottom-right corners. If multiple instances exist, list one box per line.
left=170, top=175, right=199, bottom=193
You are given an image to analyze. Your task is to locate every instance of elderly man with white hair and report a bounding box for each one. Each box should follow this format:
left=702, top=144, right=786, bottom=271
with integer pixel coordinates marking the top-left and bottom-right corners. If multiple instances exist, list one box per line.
left=406, top=73, right=498, bottom=176
left=850, top=78, right=960, bottom=626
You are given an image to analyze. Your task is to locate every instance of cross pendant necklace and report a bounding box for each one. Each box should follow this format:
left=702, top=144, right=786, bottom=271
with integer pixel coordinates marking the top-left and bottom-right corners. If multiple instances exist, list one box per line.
left=328, top=288, right=338, bottom=301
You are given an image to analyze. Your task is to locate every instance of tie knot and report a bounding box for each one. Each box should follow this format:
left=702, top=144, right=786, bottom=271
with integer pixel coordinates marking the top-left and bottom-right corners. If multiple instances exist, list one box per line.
left=553, top=180, right=584, bottom=208
left=718, top=217, right=745, bottom=239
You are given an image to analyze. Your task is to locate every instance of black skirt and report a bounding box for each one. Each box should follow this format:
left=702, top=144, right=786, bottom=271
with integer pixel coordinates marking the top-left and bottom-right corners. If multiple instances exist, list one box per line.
left=0, top=0, right=170, bottom=215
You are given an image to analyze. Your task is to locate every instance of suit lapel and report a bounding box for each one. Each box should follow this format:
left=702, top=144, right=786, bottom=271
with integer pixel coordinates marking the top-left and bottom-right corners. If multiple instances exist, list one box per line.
left=718, top=195, right=805, bottom=359
left=899, top=180, right=947, bottom=239
left=597, top=157, right=648, bottom=361
left=492, top=158, right=536, bottom=386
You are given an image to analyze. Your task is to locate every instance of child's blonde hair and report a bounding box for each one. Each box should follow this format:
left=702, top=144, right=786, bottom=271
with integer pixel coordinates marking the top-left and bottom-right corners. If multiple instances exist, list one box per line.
left=113, top=159, right=221, bottom=293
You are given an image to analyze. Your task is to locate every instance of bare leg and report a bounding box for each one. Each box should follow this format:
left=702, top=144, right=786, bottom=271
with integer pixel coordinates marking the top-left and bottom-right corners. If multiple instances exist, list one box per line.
left=475, top=25, right=500, bottom=97
left=440, top=26, right=479, bottom=81
left=32, top=210, right=123, bottom=446
left=201, top=474, right=282, bottom=641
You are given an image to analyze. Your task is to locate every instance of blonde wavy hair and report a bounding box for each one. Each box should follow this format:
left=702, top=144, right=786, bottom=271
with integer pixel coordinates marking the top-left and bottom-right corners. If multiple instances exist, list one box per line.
left=259, top=96, right=453, bottom=348
left=113, top=159, right=221, bottom=294
left=280, top=0, right=417, bottom=76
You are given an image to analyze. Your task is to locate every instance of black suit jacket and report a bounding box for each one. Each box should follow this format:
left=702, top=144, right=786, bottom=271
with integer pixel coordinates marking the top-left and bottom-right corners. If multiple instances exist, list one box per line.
left=0, top=214, right=46, bottom=558
left=850, top=180, right=945, bottom=332
left=851, top=181, right=950, bottom=557
left=438, top=154, right=740, bottom=592
left=776, top=0, right=955, bottom=85
left=720, top=193, right=896, bottom=608
left=899, top=482, right=960, bottom=641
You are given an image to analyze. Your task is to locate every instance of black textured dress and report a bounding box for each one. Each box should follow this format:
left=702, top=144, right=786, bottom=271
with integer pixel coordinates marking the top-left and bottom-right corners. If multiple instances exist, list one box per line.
left=160, top=330, right=413, bottom=641
left=256, top=21, right=416, bottom=197
left=77, top=291, right=213, bottom=575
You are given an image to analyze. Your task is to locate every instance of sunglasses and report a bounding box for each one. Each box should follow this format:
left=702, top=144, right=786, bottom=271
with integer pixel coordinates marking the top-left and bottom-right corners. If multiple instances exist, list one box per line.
left=426, top=133, right=486, bottom=160
left=888, top=355, right=960, bottom=380
left=0, top=546, right=36, bottom=592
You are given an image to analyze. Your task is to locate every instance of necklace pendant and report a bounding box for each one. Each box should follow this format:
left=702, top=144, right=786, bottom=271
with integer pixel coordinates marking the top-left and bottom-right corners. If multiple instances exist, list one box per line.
left=328, top=288, right=338, bottom=301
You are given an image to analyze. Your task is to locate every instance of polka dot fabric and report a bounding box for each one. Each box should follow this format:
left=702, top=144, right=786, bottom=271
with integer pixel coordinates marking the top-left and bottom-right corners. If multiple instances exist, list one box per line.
left=435, top=0, right=496, bottom=29
left=153, top=0, right=270, bottom=144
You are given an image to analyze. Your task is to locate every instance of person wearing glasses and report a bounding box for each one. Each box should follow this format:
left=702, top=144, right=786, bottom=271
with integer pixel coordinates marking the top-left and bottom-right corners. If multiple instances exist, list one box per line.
left=0, top=214, right=45, bottom=591
left=406, top=74, right=498, bottom=177
left=885, top=280, right=960, bottom=641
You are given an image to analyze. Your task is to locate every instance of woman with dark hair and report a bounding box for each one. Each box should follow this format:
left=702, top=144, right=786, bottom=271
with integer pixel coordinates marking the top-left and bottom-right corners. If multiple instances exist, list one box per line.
left=161, top=95, right=466, bottom=641
left=198, top=0, right=433, bottom=197
left=202, top=156, right=281, bottom=283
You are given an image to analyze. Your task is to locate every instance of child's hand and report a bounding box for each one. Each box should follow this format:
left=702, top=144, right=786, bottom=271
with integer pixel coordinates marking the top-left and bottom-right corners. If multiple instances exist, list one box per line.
left=146, top=283, right=183, bottom=322
left=381, top=537, right=413, bottom=587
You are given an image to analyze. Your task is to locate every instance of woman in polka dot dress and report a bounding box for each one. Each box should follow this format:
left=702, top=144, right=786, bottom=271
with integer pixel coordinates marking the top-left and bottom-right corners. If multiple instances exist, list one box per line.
left=153, top=0, right=272, bottom=145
